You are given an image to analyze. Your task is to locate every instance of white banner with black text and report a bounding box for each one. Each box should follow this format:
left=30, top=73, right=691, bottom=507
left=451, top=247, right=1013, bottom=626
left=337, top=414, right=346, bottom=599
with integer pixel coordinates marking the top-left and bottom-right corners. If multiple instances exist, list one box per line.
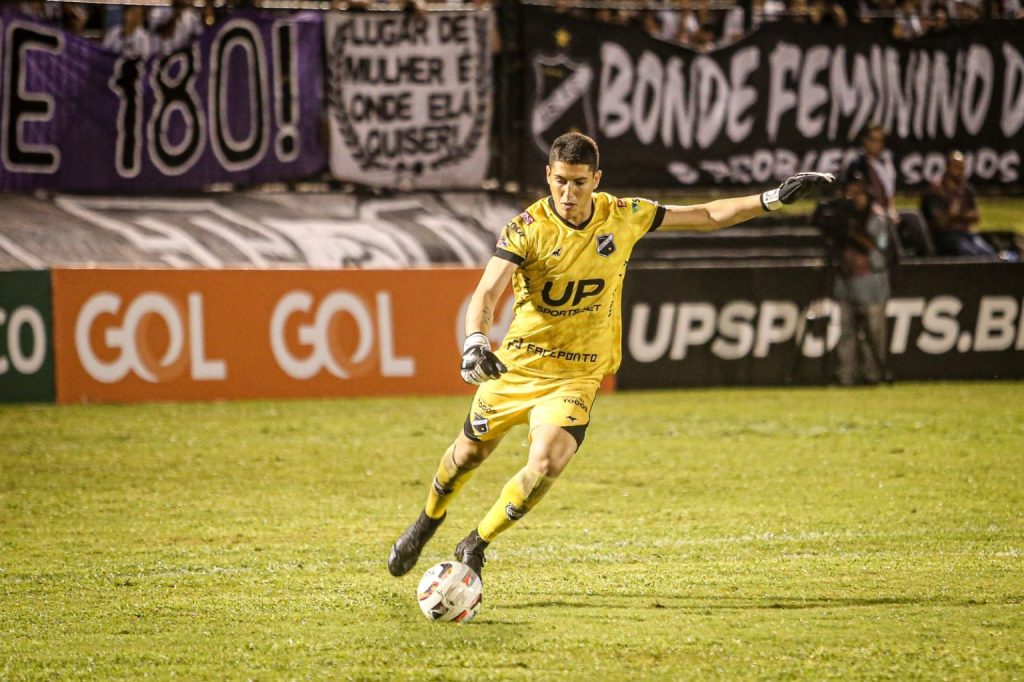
left=324, top=10, right=493, bottom=189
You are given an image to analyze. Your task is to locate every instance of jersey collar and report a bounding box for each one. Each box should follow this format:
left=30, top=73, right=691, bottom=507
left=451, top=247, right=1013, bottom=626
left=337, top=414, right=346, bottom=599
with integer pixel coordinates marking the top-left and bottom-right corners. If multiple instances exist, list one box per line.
left=547, top=196, right=596, bottom=231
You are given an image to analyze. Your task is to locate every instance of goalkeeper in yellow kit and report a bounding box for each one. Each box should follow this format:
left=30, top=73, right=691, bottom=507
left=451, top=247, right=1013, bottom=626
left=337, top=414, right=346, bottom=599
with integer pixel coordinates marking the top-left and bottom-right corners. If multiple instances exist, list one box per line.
left=388, top=132, right=833, bottom=582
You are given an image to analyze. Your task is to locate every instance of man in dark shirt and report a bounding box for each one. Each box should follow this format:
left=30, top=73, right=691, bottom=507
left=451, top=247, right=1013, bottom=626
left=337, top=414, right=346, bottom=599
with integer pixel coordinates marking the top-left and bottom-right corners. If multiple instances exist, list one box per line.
left=921, top=151, right=995, bottom=257
left=843, top=124, right=931, bottom=257
left=815, top=171, right=894, bottom=385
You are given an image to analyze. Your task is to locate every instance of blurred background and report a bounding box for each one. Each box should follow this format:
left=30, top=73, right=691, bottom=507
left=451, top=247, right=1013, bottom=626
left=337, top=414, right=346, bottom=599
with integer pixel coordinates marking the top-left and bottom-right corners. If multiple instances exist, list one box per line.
left=1, top=0, right=1022, bottom=404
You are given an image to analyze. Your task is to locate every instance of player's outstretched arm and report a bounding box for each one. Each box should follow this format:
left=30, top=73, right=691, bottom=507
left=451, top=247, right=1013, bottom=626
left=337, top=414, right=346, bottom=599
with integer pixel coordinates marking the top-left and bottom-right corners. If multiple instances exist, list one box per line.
left=461, top=256, right=516, bottom=384
left=659, top=171, right=835, bottom=233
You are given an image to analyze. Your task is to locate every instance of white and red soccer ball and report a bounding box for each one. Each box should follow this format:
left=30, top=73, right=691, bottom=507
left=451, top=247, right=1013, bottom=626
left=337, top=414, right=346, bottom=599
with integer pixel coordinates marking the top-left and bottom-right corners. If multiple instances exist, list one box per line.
left=416, top=561, right=482, bottom=623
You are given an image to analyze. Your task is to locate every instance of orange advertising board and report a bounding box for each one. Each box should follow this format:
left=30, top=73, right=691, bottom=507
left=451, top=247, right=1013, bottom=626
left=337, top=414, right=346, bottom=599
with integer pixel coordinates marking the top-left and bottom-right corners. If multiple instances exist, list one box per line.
left=52, top=268, right=499, bottom=404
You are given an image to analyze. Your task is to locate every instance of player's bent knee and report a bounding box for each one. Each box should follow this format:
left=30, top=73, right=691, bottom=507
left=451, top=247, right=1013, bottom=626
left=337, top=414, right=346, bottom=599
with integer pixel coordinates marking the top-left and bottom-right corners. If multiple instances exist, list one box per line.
left=454, top=432, right=498, bottom=467
left=527, top=425, right=579, bottom=477
left=561, top=424, right=587, bottom=450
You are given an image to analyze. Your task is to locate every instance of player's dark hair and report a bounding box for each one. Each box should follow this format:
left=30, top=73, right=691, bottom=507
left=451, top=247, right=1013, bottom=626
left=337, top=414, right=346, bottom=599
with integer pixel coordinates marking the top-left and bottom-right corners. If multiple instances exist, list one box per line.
left=549, top=132, right=600, bottom=171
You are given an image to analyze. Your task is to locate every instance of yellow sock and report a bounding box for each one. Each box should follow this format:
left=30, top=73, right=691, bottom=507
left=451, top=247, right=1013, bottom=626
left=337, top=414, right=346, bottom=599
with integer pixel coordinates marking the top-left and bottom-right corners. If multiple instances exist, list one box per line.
left=477, top=466, right=556, bottom=542
left=424, top=445, right=478, bottom=520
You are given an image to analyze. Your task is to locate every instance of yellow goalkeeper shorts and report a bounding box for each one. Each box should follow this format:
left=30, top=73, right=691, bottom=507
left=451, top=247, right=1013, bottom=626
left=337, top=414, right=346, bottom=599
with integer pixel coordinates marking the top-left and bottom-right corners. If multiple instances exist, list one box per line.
left=462, top=372, right=601, bottom=448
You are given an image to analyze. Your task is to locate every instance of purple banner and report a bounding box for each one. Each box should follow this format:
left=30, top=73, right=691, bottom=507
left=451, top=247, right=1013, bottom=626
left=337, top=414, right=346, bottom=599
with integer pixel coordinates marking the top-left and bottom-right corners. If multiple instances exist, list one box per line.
left=0, top=9, right=326, bottom=192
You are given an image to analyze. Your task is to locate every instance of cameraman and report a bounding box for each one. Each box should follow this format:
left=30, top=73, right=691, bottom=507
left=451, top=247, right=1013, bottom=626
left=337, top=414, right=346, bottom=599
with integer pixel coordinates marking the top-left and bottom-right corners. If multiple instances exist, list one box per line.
left=814, top=171, right=896, bottom=386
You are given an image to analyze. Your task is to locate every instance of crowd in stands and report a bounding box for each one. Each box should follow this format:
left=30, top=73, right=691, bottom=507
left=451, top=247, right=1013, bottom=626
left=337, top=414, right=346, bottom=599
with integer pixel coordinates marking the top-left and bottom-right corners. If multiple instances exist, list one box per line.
left=18, top=0, right=1024, bottom=58
left=555, top=0, right=1023, bottom=51
left=16, top=0, right=499, bottom=57
left=18, top=0, right=209, bottom=56
left=14, top=0, right=1021, bottom=262
left=12, top=1, right=408, bottom=56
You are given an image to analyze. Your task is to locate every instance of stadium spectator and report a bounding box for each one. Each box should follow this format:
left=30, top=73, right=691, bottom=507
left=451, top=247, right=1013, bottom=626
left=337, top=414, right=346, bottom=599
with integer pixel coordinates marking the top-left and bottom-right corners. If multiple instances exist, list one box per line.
left=844, top=125, right=897, bottom=218
left=61, top=3, right=89, bottom=35
left=953, top=0, right=983, bottom=19
left=920, top=151, right=996, bottom=257
left=331, top=0, right=371, bottom=11
left=672, top=0, right=703, bottom=46
left=751, top=0, right=788, bottom=27
left=18, top=1, right=62, bottom=24
left=691, top=22, right=717, bottom=50
left=387, top=132, right=834, bottom=583
left=892, top=0, right=926, bottom=37
left=149, top=0, right=203, bottom=54
left=18, top=1, right=91, bottom=35
left=816, top=171, right=895, bottom=386
left=809, top=0, right=850, bottom=24
left=925, top=3, right=952, bottom=30
left=401, top=0, right=428, bottom=16
left=615, top=7, right=645, bottom=28
left=843, top=124, right=932, bottom=256
left=920, top=0, right=953, bottom=14
left=643, top=9, right=666, bottom=39
left=102, top=6, right=151, bottom=59
left=787, top=0, right=813, bottom=20
left=720, top=4, right=747, bottom=43
left=646, top=1, right=683, bottom=41
left=993, top=0, right=1024, bottom=18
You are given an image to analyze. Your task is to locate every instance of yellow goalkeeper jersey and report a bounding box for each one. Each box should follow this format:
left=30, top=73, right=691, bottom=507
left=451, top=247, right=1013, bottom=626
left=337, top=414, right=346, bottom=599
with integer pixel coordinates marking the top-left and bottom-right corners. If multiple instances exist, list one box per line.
left=493, top=192, right=665, bottom=380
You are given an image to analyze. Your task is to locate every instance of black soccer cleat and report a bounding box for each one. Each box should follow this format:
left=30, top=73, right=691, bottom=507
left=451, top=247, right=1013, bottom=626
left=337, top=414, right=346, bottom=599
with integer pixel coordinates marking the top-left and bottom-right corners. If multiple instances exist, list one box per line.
left=454, top=529, right=489, bottom=583
left=388, top=511, right=445, bottom=577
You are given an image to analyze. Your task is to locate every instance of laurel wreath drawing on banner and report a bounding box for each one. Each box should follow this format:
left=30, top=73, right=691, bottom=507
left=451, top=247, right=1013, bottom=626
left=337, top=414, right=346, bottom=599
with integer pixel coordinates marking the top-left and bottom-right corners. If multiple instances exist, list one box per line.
left=428, top=12, right=491, bottom=171
left=326, top=11, right=492, bottom=177
left=327, top=24, right=381, bottom=171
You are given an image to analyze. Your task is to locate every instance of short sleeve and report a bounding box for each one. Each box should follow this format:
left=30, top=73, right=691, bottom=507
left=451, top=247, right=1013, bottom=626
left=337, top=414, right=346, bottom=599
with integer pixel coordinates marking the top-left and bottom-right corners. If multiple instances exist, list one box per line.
left=494, top=215, right=531, bottom=265
left=626, top=198, right=665, bottom=235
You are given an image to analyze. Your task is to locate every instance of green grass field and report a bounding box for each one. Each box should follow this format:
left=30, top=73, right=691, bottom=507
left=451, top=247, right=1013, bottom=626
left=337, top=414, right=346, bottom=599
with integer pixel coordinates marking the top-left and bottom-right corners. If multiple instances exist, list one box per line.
left=2, top=383, right=1023, bottom=679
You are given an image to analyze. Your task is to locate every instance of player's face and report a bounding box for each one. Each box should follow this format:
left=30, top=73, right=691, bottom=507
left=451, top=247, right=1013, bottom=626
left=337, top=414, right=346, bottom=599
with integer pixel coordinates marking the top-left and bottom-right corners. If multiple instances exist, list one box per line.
left=546, top=161, right=602, bottom=226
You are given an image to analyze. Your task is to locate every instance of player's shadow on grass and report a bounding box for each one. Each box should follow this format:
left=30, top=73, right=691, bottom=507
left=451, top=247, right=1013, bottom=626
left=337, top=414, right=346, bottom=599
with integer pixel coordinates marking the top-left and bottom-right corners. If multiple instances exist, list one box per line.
left=503, top=595, right=998, bottom=610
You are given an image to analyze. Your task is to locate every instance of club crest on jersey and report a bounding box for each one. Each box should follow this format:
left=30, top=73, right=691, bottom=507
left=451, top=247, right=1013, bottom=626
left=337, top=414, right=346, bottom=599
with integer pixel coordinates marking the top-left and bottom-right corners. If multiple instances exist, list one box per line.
left=518, top=211, right=535, bottom=225
left=596, top=233, right=616, bottom=257
left=471, top=413, right=489, bottom=434
left=616, top=198, right=627, bottom=208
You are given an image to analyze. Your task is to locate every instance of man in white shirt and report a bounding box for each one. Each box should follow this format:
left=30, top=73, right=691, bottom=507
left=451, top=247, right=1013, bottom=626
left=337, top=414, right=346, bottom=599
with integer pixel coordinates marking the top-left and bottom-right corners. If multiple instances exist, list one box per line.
left=102, top=5, right=151, bottom=59
left=149, top=0, right=204, bottom=54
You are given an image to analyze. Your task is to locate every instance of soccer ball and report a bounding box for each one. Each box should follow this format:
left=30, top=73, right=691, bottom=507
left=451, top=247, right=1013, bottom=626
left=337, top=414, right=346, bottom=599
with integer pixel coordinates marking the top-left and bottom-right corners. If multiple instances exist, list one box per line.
left=416, top=561, right=482, bottom=623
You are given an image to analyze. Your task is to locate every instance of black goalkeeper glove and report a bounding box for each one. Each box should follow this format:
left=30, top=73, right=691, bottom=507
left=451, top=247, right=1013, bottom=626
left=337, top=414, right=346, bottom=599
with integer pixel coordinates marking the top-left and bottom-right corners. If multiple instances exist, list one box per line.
left=460, top=332, right=507, bottom=385
left=761, top=172, right=835, bottom=211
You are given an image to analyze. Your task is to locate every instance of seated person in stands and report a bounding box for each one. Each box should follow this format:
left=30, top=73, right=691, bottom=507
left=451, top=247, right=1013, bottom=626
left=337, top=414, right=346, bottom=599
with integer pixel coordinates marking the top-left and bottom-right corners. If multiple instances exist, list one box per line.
left=920, top=151, right=995, bottom=258
left=149, top=0, right=203, bottom=54
left=814, top=170, right=895, bottom=386
left=102, top=6, right=151, bottom=59
left=843, top=123, right=931, bottom=256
